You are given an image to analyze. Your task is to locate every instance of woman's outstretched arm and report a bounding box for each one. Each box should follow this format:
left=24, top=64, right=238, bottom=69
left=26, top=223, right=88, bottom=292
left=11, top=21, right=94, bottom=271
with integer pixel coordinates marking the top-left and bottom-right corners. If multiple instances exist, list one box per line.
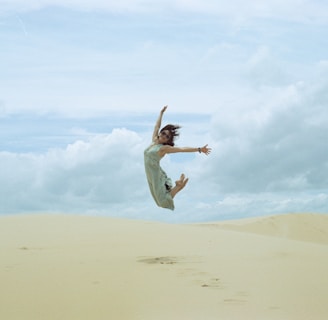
left=159, top=144, right=212, bottom=157
left=152, top=106, right=167, bottom=142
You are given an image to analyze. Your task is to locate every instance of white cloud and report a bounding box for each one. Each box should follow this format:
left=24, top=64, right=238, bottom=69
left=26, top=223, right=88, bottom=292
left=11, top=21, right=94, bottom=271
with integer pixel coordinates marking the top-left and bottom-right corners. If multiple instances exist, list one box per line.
left=1, top=0, right=328, bottom=23
left=245, top=46, right=289, bottom=86
left=208, top=192, right=328, bottom=219
left=0, top=128, right=149, bottom=214
left=204, top=76, right=328, bottom=195
left=1, top=1, right=326, bottom=117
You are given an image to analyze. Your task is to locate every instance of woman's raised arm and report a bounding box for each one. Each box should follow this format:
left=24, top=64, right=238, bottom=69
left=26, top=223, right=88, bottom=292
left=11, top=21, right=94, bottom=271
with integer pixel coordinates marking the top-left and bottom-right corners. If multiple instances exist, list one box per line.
left=152, top=105, right=167, bottom=142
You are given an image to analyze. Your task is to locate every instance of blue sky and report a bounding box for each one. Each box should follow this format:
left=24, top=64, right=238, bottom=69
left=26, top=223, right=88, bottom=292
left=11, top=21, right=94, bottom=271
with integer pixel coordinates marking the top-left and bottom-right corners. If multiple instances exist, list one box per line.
left=1, top=0, right=328, bottom=222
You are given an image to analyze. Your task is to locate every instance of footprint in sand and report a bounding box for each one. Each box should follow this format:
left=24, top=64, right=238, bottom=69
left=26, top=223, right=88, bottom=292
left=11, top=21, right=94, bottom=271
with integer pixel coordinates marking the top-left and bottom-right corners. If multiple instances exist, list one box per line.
left=223, top=292, right=249, bottom=305
left=138, top=256, right=225, bottom=291
left=137, top=256, right=180, bottom=265
left=201, top=278, right=221, bottom=288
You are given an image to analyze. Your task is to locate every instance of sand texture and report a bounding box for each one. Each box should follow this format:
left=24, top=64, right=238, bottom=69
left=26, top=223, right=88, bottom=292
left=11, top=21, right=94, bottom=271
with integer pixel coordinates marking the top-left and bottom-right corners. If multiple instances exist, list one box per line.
left=1, top=213, right=328, bottom=320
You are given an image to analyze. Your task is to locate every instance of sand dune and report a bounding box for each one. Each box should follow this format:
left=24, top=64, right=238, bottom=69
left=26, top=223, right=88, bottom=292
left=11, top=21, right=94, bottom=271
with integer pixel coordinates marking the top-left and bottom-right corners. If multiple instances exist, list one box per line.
left=204, top=213, right=328, bottom=244
left=1, top=213, right=328, bottom=320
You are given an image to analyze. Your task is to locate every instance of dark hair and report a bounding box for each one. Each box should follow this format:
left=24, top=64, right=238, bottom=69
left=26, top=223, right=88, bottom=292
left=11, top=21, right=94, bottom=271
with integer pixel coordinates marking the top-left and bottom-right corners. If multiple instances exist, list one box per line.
left=160, top=124, right=181, bottom=146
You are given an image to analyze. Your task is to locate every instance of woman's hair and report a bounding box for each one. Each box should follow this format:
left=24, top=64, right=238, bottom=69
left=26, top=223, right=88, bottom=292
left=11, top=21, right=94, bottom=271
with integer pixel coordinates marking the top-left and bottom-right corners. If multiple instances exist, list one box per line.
left=160, top=124, right=181, bottom=146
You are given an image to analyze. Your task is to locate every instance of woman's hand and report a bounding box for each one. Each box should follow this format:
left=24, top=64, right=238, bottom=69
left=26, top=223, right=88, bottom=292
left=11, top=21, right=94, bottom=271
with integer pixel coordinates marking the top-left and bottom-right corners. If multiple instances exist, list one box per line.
left=161, top=105, right=168, bottom=114
left=200, top=144, right=212, bottom=155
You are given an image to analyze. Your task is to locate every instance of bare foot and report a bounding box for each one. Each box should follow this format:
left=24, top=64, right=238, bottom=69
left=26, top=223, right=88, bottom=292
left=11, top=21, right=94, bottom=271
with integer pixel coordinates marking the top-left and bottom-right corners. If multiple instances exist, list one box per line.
left=170, top=174, right=189, bottom=199
left=175, top=174, right=189, bottom=190
left=175, top=174, right=188, bottom=190
left=175, top=173, right=184, bottom=186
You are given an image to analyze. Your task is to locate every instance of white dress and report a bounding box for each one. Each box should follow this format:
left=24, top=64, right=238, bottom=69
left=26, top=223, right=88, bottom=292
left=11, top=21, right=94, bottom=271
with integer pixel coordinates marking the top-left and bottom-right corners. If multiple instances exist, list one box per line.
left=144, top=143, right=174, bottom=210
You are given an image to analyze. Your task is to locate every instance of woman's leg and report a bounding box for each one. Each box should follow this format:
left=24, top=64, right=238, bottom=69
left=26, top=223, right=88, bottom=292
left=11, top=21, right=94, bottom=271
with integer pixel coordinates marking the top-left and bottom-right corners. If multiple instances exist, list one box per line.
left=170, top=174, right=189, bottom=199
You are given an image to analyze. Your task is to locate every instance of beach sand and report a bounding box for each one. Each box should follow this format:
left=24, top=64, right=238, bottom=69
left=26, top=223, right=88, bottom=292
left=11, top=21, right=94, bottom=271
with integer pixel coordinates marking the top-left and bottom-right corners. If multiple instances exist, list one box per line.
left=1, top=213, right=328, bottom=320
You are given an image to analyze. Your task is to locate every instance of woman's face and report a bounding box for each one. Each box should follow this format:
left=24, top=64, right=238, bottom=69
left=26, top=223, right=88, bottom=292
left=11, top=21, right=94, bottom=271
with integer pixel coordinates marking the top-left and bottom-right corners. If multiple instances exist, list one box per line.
left=158, top=130, right=171, bottom=144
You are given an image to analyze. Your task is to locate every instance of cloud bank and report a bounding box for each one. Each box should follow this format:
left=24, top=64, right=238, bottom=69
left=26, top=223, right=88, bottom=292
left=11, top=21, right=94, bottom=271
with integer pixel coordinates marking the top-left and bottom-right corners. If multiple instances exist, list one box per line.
left=0, top=128, right=149, bottom=215
left=1, top=70, right=327, bottom=222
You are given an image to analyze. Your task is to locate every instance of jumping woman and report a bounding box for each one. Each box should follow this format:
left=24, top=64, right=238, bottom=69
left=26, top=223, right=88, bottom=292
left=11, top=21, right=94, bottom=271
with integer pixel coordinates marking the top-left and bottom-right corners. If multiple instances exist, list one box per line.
left=144, top=106, right=211, bottom=210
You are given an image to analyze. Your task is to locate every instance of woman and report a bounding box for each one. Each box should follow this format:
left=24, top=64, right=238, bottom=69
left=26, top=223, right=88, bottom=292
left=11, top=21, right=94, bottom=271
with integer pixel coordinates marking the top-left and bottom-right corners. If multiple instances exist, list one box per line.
left=144, top=106, right=211, bottom=210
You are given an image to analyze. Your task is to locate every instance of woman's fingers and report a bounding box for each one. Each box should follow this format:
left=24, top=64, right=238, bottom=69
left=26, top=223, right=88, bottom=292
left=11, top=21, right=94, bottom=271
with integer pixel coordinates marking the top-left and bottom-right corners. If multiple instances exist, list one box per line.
left=202, top=144, right=212, bottom=155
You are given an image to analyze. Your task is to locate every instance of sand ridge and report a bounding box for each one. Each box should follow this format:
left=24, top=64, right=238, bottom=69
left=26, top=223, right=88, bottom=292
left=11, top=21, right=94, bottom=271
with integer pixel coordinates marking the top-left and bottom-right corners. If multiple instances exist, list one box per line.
left=203, top=213, right=328, bottom=244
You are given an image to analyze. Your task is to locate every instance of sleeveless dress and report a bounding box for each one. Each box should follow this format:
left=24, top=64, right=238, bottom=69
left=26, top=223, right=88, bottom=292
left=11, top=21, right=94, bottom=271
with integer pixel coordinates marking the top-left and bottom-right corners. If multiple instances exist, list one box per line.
left=144, top=143, right=174, bottom=210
